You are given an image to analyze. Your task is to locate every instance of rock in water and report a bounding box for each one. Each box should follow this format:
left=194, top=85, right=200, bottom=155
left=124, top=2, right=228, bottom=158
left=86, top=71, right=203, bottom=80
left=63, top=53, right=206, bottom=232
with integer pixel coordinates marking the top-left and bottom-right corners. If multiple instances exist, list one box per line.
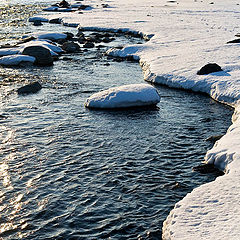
left=62, top=41, right=80, bottom=53
left=85, top=84, right=160, bottom=109
left=192, top=164, right=223, bottom=175
left=22, top=46, right=53, bottom=66
left=17, top=82, right=42, bottom=95
left=33, top=20, right=43, bottom=26
left=197, top=63, right=223, bottom=75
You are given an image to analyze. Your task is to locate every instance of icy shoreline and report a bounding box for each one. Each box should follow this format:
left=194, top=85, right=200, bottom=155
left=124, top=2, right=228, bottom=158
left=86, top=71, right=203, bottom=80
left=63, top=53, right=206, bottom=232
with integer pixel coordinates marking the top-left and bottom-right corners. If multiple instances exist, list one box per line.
left=35, top=0, right=240, bottom=238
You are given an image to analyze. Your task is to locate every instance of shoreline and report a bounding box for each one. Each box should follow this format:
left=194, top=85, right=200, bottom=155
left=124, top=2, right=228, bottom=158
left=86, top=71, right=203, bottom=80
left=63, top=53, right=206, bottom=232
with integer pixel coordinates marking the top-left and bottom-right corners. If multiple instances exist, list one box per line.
left=39, top=1, right=240, bottom=238
left=1, top=0, right=240, bottom=238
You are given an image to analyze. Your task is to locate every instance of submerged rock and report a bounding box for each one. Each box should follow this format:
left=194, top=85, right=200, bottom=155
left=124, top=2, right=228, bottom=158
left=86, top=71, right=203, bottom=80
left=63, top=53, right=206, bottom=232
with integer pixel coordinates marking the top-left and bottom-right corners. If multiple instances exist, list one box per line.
left=22, top=46, right=53, bottom=66
left=17, top=82, right=42, bottom=95
left=85, top=83, right=160, bottom=109
left=197, top=63, right=223, bottom=75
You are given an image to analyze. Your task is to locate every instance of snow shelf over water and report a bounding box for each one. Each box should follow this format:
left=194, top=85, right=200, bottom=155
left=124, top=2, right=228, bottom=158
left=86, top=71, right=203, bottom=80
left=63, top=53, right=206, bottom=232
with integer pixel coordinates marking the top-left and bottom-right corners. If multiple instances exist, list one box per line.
left=35, top=0, right=240, bottom=239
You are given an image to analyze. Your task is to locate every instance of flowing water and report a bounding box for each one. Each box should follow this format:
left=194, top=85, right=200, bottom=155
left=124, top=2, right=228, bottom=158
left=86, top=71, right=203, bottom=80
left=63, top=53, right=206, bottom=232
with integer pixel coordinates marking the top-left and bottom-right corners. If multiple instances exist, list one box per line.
left=0, top=1, right=233, bottom=239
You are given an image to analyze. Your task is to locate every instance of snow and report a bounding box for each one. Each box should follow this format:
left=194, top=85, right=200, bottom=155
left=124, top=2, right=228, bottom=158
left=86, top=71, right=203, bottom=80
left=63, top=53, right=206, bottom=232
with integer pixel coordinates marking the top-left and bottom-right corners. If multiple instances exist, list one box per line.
left=84, top=84, right=160, bottom=109
left=19, top=40, right=64, bottom=56
left=18, top=0, right=240, bottom=238
left=22, top=32, right=67, bottom=41
left=0, top=55, right=35, bottom=66
left=0, top=48, right=20, bottom=57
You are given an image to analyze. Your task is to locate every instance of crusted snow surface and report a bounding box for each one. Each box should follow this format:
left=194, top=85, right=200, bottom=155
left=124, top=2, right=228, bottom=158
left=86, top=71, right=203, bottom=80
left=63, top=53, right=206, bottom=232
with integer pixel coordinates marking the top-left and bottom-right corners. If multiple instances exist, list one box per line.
left=34, top=0, right=240, bottom=239
left=85, top=84, right=160, bottom=109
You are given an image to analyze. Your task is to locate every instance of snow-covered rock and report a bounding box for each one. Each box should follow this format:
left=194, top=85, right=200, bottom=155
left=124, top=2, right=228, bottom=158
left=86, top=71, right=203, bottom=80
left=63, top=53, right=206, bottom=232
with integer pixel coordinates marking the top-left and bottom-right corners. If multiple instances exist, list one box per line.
left=0, top=48, right=20, bottom=57
left=85, top=84, right=160, bottom=109
left=22, top=32, right=67, bottom=41
left=28, top=16, right=49, bottom=23
left=0, top=55, right=35, bottom=66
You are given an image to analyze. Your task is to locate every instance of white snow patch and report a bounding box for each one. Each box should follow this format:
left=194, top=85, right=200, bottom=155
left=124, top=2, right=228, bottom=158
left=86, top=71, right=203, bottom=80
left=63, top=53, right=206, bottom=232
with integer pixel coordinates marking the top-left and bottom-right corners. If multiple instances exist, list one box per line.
left=85, top=84, right=160, bottom=109
left=0, top=55, right=35, bottom=66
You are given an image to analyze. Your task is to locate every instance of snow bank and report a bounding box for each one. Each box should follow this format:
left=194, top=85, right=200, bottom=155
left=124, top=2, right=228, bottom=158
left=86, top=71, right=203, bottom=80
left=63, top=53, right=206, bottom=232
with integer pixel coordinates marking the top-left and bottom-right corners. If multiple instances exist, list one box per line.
left=85, top=84, right=160, bottom=109
left=33, top=0, right=240, bottom=238
left=0, top=55, right=35, bottom=66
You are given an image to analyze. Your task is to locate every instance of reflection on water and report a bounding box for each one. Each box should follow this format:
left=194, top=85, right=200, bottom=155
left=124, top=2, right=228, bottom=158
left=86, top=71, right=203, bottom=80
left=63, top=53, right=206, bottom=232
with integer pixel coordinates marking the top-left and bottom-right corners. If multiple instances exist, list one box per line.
left=0, top=2, right=234, bottom=239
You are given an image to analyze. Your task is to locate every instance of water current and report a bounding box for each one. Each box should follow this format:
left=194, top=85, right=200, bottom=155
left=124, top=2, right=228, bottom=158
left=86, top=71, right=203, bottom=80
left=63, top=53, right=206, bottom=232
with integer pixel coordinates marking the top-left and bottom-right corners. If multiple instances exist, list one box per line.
left=0, top=1, right=234, bottom=239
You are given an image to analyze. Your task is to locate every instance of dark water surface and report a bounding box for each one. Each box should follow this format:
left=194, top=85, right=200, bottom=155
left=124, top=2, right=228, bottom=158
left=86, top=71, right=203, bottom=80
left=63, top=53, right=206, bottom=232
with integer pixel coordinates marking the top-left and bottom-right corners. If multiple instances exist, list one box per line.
left=0, top=2, right=233, bottom=239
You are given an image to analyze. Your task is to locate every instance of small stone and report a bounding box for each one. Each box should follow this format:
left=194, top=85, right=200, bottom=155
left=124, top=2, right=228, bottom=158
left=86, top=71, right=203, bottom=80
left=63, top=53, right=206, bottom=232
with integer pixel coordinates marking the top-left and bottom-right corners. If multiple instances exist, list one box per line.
left=17, top=82, right=42, bottom=95
left=49, top=18, right=62, bottom=24
left=205, top=135, right=223, bottom=142
left=33, top=20, right=43, bottom=26
left=197, top=63, right=223, bottom=75
left=83, top=42, right=95, bottom=48
left=62, top=41, right=80, bottom=53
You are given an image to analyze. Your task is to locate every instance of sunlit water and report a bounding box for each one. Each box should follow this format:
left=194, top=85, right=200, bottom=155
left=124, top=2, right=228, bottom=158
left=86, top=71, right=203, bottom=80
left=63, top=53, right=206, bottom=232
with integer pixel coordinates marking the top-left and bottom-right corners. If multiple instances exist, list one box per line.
left=0, top=1, right=233, bottom=239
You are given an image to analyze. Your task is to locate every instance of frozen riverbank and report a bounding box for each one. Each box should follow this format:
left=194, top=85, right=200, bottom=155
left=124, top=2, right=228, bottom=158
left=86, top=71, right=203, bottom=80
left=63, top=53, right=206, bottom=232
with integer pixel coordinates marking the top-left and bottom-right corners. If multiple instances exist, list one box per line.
left=35, top=0, right=240, bottom=238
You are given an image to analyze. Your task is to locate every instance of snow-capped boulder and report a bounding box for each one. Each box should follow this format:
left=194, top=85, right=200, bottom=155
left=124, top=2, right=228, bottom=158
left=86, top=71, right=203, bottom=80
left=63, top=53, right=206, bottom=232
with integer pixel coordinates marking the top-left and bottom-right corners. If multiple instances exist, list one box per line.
left=0, top=55, right=35, bottom=66
left=85, top=84, right=160, bottom=109
left=22, top=46, right=53, bottom=66
left=22, top=32, right=68, bottom=42
left=28, top=16, right=49, bottom=23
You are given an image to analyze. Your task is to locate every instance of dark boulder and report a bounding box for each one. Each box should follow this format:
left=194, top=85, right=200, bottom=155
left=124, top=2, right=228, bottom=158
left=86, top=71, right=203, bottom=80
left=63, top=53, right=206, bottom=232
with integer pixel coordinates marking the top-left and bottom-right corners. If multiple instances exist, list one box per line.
left=197, top=63, right=223, bottom=75
left=62, top=41, right=80, bottom=53
left=22, top=46, right=53, bottom=66
left=17, top=82, right=42, bottom=95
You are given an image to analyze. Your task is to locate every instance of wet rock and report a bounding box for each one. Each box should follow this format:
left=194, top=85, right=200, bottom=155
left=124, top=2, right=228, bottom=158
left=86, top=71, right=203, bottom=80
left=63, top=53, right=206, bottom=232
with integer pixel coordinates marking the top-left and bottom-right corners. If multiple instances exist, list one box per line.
left=33, top=20, right=43, bottom=26
left=0, top=114, right=7, bottom=119
left=192, top=164, right=224, bottom=175
left=78, top=5, right=91, bottom=10
left=83, top=42, right=95, bottom=48
left=49, top=18, right=62, bottom=24
left=62, top=41, right=80, bottom=53
left=17, top=82, right=42, bottom=95
left=64, top=32, right=74, bottom=40
left=59, top=0, right=70, bottom=8
left=227, top=38, right=240, bottom=44
left=205, top=135, right=223, bottom=142
left=197, top=63, right=223, bottom=75
left=22, top=46, right=53, bottom=66
left=78, top=36, right=87, bottom=44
